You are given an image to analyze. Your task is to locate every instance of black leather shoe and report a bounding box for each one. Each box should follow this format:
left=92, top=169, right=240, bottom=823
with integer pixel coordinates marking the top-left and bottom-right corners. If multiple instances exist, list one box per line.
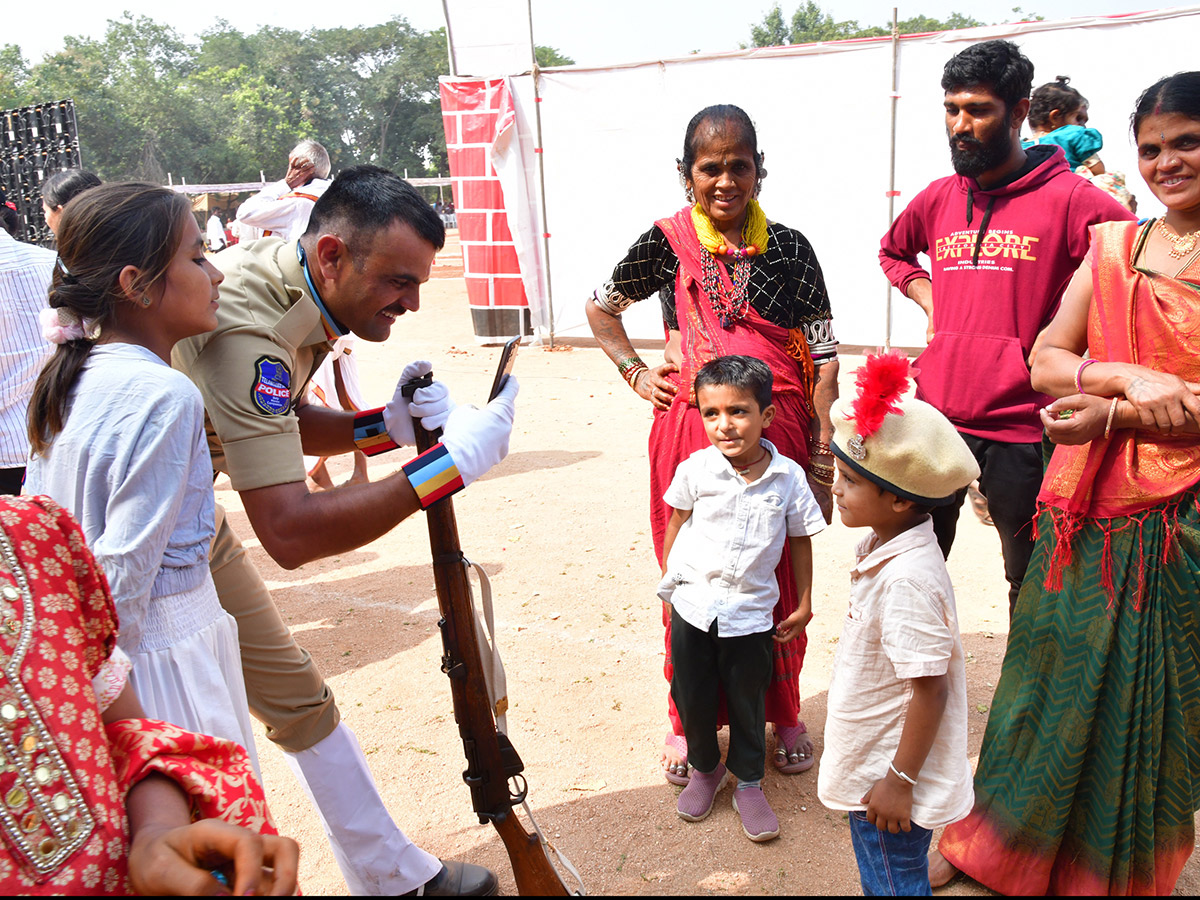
left=405, top=861, right=500, bottom=896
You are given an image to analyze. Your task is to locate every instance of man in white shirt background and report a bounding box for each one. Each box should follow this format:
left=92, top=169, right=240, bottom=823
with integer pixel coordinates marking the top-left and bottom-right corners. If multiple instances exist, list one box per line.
left=236, top=139, right=333, bottom=241
left=236, top=139, right=368, bottom=489
left=206, top=210, right=227, bottom=251
left=0, top=189, right=56, bottom=494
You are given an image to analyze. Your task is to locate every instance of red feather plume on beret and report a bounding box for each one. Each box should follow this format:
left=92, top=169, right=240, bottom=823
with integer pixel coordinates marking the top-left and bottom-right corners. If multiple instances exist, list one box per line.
left=848, top=351, right=914, bottom=439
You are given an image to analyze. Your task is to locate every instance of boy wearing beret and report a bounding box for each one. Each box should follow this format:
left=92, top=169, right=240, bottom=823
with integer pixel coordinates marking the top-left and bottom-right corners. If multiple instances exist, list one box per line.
left=816, top=352, right=980, bottom=896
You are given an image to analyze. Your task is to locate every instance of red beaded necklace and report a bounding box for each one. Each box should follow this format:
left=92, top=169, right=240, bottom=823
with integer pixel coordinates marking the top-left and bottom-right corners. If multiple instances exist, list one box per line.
left=732, top=447, right=768, bottom=477
left=701, top=249, right=753, bottom=328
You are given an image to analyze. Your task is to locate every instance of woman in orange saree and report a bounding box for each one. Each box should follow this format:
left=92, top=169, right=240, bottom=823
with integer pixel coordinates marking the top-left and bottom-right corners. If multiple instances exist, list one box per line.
left=934, top=72, right=1200, bottom=895
left=585, top=105, right=839, bottom=785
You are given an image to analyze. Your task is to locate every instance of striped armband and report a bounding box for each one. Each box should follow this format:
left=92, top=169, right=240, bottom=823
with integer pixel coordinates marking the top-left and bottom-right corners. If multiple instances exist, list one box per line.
left=353, top=407, right=398, bottom=456
left=402, top=442, right=464, bottom=508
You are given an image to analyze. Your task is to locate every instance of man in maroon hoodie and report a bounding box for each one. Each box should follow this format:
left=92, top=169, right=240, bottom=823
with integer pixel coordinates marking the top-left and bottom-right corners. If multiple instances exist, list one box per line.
left=879, top=40, right=1135, bottom=615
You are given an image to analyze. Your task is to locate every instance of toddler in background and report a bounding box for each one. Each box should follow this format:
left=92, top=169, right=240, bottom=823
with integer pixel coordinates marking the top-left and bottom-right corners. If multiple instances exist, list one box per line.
left=817, top=352, right=979, bottom=895
left=1024, top=76, right=1137, bottom=212
left=659, top=355, right=824, bottom=842
left=1025, top=75, right=1106, bottom=172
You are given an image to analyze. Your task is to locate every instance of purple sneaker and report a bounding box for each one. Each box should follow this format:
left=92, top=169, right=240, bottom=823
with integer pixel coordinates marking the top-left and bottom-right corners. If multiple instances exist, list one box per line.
left=732, top=785, right=780, bottom=842
left=677, top=763, right=728, bottom=822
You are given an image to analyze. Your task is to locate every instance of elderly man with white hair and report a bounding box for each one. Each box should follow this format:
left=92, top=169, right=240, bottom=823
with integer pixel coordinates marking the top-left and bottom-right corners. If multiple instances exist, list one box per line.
left=235, top=140, right=370, bottom=490
left=235, top=139, right=333, bottom=241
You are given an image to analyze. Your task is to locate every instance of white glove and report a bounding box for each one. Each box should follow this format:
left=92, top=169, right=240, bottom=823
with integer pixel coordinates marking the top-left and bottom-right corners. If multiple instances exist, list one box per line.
left=382, top=360, right=455, bottom=446
left=440, top=376, right=519, bottom=487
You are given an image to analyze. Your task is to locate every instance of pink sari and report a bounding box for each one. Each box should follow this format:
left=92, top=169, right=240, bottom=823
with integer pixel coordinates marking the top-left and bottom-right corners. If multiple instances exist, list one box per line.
left=650, top=207, right=816, bottom=732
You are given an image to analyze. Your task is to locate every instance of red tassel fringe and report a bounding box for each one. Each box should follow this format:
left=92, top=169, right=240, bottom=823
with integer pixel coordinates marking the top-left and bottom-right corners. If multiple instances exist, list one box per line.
left=1100, top=526, right=1115, bottom=607
left=1037, top=495, right=1189, bottom=615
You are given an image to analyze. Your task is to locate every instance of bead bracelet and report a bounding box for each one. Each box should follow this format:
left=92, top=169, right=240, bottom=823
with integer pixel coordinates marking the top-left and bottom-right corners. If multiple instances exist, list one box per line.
left=809, top=464, right=835, bottom=487
left=621, top=363, right=648, bottom=390
left=617, top=356, right=646, bottom=377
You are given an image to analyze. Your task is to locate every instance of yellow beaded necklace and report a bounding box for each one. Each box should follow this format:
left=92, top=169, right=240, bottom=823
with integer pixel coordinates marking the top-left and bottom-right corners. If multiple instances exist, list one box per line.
left=691, top=198, right=770, bottom=258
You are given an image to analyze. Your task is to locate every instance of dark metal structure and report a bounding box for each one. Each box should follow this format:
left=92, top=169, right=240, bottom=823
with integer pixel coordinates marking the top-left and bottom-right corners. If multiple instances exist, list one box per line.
left=1, top=100, right=81, bottom=245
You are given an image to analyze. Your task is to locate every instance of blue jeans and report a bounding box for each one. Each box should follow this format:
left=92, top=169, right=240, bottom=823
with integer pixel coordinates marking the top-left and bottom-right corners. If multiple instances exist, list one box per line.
left=848, top=810, right=932, bottom=896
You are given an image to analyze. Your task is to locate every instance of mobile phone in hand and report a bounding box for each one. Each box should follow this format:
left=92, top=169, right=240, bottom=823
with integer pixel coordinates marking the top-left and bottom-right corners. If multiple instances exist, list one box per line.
left=488, top=335, right=521, bottom=402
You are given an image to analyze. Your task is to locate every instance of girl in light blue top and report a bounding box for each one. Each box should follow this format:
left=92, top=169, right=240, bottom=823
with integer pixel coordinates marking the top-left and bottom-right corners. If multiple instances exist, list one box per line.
left=26, top=182, right=259, bottom=774
left=1024, top=75, right=1106, bottom=173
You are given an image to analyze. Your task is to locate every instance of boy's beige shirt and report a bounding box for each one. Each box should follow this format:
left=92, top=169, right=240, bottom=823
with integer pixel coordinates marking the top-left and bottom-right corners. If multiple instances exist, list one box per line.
left=817, top=517, right=973, bottom=829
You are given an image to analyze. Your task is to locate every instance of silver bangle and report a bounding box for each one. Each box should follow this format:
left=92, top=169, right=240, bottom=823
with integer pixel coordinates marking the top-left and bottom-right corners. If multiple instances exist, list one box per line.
left=889, top=761, right=917, bottom=786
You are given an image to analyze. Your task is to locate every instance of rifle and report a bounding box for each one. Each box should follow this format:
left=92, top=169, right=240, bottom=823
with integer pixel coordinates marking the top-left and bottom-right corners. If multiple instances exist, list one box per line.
left=404, top=373, right=575, bottom=896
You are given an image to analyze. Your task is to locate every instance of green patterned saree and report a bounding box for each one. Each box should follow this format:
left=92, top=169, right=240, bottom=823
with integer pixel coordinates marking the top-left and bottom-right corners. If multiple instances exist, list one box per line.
left=939, top=221, right=1200, bottom=895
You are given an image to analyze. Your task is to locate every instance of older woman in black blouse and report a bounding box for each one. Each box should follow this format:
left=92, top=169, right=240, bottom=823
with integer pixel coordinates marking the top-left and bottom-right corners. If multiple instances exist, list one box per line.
left=586, top=104, right=839, bottom=786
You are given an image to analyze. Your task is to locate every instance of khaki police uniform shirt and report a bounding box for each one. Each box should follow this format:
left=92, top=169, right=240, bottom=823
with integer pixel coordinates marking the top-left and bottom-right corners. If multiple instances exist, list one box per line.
left=173, top=237, right=332, bottom=492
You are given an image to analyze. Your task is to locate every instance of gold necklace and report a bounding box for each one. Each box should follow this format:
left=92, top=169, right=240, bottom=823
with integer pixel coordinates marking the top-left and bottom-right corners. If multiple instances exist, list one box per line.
left=1157, top=218, right=1200, bottom=259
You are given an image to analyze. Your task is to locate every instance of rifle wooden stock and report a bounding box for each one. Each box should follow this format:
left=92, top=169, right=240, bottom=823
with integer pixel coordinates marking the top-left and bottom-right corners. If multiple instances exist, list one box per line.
left=411, top=396, right=570, bottom=896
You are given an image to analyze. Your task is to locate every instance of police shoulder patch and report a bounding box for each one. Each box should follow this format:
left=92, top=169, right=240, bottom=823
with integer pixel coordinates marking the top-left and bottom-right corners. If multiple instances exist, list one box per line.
left=251, top=356, right=292, bottom=416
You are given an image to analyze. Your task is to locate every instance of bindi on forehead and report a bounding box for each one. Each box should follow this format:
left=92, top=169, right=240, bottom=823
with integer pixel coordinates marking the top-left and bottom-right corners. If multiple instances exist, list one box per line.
left=1137, top=114, right=1200, bottom=148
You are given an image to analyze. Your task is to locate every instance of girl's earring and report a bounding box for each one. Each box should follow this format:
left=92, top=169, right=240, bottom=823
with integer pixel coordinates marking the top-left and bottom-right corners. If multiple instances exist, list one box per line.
left=141, top=295, right=152, bottom=307
left=685, top=186, right=695, bottom=204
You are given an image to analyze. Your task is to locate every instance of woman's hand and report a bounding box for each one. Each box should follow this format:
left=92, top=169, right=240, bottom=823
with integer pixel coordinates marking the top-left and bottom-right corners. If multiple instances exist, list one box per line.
left=1122, top=370, right=1200, bottom=435
left=806, top=474, right=833, bottom=524
left=1040, top=394, right=1111, bottom=445
left=128, top=819, right=300, bottom=896
left=633, top=361, right=680, bottom=411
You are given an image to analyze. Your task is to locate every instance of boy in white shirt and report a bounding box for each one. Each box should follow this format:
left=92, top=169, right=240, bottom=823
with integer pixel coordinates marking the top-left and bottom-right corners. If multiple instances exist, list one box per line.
left=659, top=355, right=825, bottom=842
left=817, top=351, right=980, bottom=895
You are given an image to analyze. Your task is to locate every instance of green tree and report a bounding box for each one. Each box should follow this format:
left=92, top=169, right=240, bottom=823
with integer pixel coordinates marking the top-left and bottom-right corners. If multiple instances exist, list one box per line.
left=0, top=45, right=30, bottom=110
left=891, top=12, right=985, bottom=33
left=750, top=5, right=792, bottom=47
left=789, top=1, right=864, bottom=42
left=187, top=65, right=305, bottom=181
left=747, top=3, right=987, bottom=47
left=2, top=13, right=564, bottom=184
left=535, top=45, right=574, bottom=67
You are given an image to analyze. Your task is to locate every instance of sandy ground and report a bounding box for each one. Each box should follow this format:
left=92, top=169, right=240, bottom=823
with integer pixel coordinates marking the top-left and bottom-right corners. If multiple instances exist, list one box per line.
left=218, top=233, right=1200, bottom=896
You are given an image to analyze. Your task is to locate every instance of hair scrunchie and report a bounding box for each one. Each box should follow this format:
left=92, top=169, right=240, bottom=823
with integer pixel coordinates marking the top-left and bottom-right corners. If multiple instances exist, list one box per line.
left=39, top=306, right=89, bottom=344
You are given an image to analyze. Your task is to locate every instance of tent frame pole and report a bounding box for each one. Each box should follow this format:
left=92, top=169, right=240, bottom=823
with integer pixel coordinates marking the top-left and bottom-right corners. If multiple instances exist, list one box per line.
left=527, top=0, right=556, bottom=346
left=441, top=0, right=459, bottom=76
left=885, top=7, right=900, bottom=350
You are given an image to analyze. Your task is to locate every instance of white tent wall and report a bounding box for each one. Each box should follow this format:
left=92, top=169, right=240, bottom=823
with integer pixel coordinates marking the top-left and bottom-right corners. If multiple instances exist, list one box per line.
left=442, top=0, right=533, bottom=75
left=453, top=6, right=1200, bottom=347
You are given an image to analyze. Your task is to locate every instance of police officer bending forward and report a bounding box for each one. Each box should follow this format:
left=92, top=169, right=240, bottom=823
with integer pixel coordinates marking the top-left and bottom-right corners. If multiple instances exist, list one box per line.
left=173, top=165, right=517, bottom=896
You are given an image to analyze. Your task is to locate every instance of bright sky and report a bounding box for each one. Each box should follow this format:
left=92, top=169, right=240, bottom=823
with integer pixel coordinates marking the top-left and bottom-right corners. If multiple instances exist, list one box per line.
left=6, top=0, right=1165, bottom=68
